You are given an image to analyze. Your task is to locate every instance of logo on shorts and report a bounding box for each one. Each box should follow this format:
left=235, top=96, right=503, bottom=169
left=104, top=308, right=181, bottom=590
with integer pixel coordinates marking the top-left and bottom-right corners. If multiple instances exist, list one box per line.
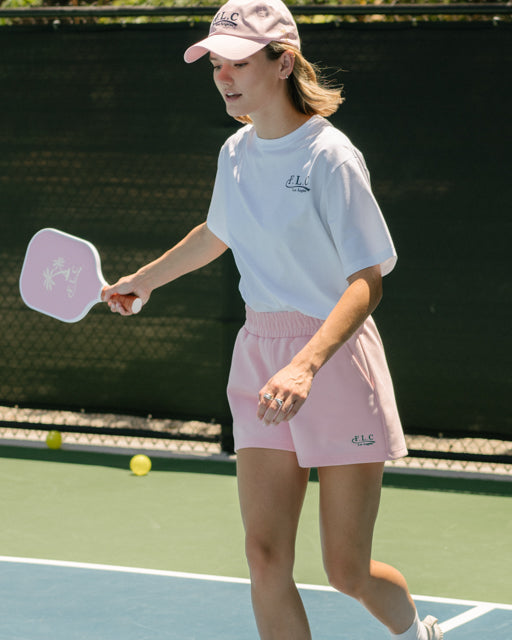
left=352, top=434, right=375, bottom=446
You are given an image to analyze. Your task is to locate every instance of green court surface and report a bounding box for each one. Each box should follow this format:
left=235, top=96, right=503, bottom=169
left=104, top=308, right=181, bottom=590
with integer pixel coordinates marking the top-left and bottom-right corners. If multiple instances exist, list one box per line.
left=1, top=444, right=511, bottom=607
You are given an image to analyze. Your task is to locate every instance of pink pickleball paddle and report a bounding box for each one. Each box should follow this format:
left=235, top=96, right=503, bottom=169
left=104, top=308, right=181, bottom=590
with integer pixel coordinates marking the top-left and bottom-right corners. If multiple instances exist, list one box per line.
left=19, top=228, right=142, bottom=323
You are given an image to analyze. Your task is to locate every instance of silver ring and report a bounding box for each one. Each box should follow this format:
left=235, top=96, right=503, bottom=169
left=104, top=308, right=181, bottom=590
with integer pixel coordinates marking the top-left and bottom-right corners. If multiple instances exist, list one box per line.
left=263, top=393, right=274, bottom=401
left=275, top=398, right=283, bottom=409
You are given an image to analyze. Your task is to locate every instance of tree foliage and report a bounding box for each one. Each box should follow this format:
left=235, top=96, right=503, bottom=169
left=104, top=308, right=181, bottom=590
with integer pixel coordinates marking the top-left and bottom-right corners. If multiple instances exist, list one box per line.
left=0, top=0, right=510, bottom=26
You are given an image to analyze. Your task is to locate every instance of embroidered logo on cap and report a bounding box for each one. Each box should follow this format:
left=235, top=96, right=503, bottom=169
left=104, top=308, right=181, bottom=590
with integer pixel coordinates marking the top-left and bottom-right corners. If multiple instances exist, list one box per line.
left=211, top=10, right=240, bottom=31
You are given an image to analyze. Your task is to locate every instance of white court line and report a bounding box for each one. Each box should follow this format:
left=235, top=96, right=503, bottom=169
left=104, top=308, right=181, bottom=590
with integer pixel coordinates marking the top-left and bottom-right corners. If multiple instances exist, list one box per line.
left=439, top=604, right=497, bottom=632
left=1, top=555, right=511, bottom=625
left=0, top=555, right=251, bottom=585
left=410, top=593, right=512, bottom=610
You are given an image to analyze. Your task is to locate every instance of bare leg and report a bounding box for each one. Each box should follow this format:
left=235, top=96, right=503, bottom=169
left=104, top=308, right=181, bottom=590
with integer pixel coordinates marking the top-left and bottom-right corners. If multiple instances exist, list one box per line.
left=237, top=448, right=311, bottom=640
left=319, top=462, right=417, bottom=635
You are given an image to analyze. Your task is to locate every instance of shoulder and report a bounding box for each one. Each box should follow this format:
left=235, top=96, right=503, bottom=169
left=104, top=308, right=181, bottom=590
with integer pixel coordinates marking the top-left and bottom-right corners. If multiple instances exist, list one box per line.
left=307, top=116, right=361, bottom=168
left=219, top=124, right=254, bottom=157
left=305, top=117, right=372, bottom=187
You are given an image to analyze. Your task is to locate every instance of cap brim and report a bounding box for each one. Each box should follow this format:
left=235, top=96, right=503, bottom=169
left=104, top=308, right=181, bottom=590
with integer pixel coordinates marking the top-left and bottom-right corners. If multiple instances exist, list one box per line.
left=184, top=34, right=270, bottom=63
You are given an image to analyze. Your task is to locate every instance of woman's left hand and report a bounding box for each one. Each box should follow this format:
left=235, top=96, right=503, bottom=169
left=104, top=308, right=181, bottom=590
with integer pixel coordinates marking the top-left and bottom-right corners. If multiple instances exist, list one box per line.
left=257, top=363, right=314, bottom=425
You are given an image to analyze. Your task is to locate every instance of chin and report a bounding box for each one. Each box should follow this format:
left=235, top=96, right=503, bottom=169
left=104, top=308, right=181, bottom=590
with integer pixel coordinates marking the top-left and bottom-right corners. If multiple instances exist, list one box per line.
left=225, top=105, right=246, bottom=119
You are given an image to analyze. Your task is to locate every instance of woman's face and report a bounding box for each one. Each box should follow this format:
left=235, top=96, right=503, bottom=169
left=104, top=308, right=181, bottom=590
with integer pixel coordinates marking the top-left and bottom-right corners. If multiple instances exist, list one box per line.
left=210, top=49, right=286, bottom=121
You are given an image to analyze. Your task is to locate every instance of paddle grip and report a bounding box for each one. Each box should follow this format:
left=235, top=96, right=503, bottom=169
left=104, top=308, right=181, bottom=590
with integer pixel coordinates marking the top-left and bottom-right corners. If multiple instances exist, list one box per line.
left=111, top=294, right=142, bottom=314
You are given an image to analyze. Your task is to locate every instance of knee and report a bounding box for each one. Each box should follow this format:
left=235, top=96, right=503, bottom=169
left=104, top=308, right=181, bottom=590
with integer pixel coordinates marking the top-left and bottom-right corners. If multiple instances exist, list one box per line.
left=245, top=534, right=294, bottom=584
left=323, top=558, right=369, bottom=600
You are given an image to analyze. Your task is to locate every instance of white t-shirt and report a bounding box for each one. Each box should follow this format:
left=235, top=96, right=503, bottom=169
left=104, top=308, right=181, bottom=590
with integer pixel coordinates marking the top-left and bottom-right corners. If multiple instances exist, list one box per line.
left=207, top=115, right=397, bottom=320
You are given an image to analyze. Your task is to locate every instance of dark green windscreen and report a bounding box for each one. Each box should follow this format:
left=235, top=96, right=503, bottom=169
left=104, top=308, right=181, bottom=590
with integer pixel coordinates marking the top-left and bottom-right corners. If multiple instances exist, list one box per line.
left=1, top=22, right=510, bottom=439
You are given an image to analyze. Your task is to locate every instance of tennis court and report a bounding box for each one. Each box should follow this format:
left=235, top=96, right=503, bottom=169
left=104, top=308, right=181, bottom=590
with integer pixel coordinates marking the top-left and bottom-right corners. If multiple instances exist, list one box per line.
left=0, top=443, right=510, bottom=639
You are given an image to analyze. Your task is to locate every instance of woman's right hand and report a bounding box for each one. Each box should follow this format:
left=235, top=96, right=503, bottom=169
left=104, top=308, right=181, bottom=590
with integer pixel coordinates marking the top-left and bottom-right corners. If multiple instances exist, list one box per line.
left=101, top=274, right=151, bottom=316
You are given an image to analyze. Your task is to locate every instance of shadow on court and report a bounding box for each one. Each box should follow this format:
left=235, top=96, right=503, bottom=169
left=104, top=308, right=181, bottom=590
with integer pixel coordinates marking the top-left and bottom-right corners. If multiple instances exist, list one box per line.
left=1, top=444, right=511, bottom=497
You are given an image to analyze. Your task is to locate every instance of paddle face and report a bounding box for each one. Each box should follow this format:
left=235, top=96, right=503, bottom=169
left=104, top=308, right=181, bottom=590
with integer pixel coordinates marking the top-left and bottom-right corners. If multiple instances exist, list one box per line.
left=20, top=228, right=107, bottom=323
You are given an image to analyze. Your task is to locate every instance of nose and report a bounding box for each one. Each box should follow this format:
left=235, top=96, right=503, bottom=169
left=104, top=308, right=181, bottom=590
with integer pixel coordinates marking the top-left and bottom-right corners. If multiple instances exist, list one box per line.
left=217, top=63, right=233, bottom=84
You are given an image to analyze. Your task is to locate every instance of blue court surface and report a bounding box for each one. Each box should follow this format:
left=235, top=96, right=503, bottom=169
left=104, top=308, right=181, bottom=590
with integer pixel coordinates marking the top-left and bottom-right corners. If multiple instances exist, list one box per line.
left=1, top=556, right=511, bottom=639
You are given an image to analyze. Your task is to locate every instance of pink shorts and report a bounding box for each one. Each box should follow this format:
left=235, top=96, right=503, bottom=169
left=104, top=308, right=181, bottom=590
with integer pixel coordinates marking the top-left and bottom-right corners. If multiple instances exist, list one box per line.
left=227, top=308, right=408, bottom=468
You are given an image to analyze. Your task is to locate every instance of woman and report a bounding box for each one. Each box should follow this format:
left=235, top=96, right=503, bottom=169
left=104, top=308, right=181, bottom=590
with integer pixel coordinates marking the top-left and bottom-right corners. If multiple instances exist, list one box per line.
left=103, top=1, right=443, bottom=638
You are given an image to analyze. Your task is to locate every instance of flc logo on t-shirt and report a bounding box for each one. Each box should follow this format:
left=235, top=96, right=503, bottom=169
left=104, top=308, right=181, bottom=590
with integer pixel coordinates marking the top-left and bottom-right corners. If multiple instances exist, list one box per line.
left=285, top=174, right=311, bottom=193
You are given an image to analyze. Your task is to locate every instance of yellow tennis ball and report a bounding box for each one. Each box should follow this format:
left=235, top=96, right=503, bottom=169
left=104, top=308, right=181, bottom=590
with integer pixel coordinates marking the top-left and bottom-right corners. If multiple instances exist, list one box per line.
left=130, top=454, right=152, bottom=476
left=46, top=430, right=62, bottom=450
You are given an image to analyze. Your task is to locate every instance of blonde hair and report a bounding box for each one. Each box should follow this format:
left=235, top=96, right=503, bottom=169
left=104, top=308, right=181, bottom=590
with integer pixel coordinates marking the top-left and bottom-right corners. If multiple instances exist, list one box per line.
left=235, top=42, right=343, bottom=125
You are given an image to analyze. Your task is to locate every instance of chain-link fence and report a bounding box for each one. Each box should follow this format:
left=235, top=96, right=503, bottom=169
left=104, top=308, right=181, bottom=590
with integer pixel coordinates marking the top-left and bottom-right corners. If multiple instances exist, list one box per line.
left=1, top=16, right=511, bottom=461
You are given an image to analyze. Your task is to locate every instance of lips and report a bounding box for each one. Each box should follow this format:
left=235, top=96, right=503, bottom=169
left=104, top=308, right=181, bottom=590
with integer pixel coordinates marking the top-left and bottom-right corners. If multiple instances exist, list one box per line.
left=225, top=92, right=242, bottom=102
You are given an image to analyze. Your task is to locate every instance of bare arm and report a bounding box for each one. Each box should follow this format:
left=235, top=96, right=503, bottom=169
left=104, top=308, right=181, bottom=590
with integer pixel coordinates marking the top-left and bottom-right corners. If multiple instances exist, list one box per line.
left=102, top=222, right=228, bottom=314
left=257, top=264, right=383, bottom=424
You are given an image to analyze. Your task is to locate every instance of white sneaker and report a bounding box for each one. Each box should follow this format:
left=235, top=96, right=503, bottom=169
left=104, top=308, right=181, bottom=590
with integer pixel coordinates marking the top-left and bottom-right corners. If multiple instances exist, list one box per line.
left=423, top=615, right=444, bottom=639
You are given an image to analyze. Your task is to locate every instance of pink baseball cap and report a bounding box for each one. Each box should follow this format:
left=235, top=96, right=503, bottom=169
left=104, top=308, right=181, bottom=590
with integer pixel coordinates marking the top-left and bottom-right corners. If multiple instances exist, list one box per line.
left=184, top=0, right=300, bottom=63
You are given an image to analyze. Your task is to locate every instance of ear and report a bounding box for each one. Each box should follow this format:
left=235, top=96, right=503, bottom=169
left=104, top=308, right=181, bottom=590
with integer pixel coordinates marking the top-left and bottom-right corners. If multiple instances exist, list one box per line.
left=279, top=51, right=295, bottom=80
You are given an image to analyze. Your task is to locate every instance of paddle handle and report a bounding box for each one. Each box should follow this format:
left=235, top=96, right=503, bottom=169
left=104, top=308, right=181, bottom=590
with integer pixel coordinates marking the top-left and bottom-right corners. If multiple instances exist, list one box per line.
left=109, top=293, right=142, bottom=314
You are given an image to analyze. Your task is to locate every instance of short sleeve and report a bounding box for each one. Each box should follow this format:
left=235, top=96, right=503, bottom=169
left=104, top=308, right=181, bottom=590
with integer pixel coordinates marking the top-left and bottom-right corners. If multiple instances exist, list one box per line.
left=206, top=145, right=231, bottom=247
left=323, top=153, right=397, bottom=279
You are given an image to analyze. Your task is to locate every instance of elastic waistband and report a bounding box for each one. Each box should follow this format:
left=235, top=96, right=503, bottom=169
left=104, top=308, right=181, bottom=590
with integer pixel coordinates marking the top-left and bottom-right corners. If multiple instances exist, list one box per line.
left=244, top=306, right=324, bottom=338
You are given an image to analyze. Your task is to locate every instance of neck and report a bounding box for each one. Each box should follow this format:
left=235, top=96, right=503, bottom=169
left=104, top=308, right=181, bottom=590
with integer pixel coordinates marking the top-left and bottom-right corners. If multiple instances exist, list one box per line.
left=250, top=103, right=311, bottom=140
